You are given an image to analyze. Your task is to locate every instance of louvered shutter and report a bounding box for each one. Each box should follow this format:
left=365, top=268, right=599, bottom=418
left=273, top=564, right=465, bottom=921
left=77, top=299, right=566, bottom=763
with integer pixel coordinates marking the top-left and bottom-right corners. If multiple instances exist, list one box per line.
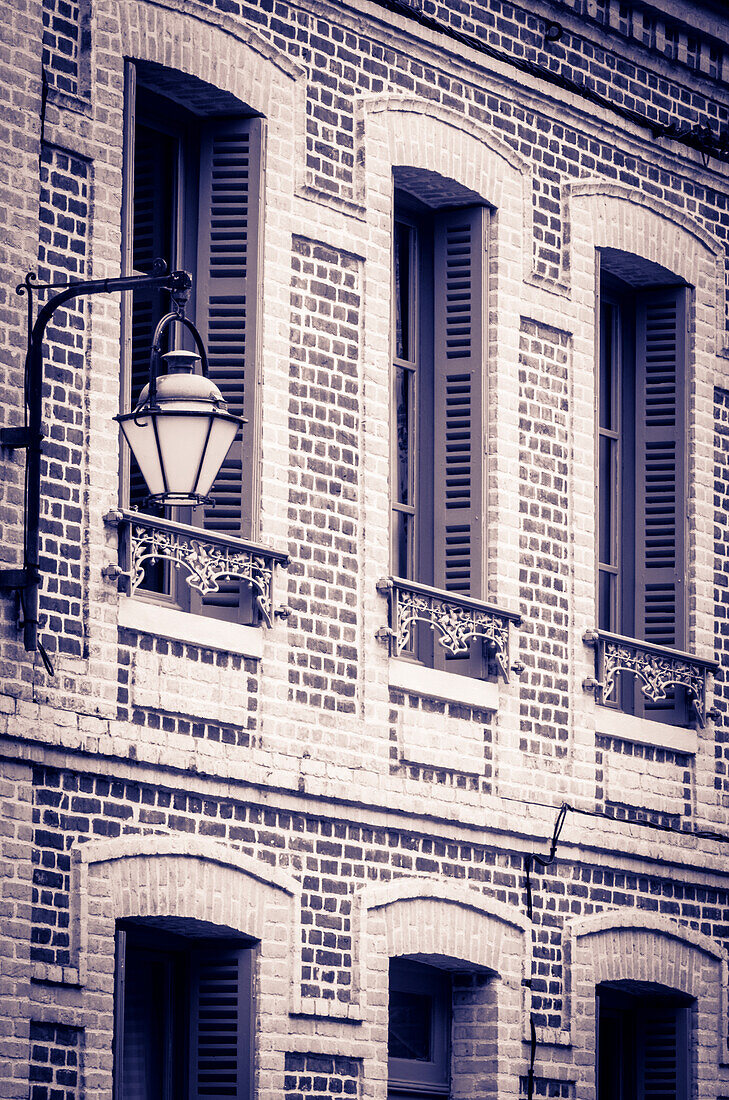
left=431, top=207, right=486, bottom=669
left=189, top=947, right=252, bottom=1100
left=633, top=288, right=687, bottom=718
left=195, top=118, right=263, bottom=620
left=638, top=1003, right=689, bottom=1100
left=129, top=122, right=176, bottom=514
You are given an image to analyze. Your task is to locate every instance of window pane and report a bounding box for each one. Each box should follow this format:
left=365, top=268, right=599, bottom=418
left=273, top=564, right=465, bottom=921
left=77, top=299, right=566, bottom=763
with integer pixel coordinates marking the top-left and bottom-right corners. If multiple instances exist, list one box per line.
left=123, top=950, right=168, bottom=1100
left=388, top=989, right=432, bottom=1061
left=598, top=434, right=614, bottom=566
left=393, top=511, right=411, bottom=580
left=598, top=569, right=614, bottom=633
left=130, top=121, right=179, bottom=592
left=394, top=222, right=412, bottom=362
left=395, top=366, right=412, bottom=505
left=133, top=124, right=176, bottom=278
left=599, top=302, right=615, bottom=431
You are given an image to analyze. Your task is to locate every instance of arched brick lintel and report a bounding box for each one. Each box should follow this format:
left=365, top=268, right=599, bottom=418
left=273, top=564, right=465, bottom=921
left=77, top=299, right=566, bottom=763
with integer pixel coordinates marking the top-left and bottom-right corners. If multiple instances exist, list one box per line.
left=73, top=835, right=300, bottom=990
left=569, top=180, right=722, bottom=277
left=362, top=94, right=530, bottom=183
left=568, top=181, right=724, bottom=354
left=99, top=0, right=304, bottom=124
left=359, top=878, right=529, bottom=981
left=357, top=94, right=529, bottom=229
left=565, top=909, right=729, bottom=1072
left=571, top=908, right=727, bottom=967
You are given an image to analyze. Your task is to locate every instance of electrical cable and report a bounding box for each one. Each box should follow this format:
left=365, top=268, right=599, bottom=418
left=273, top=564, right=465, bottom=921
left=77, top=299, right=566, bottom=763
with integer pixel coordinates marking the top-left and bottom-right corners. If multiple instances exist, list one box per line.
left=519, top=795, right=729, bottom=1097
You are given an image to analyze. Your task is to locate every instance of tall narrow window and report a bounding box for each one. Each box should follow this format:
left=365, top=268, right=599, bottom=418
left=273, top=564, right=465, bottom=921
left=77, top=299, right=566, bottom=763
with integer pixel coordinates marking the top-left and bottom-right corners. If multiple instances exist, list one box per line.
left=121, top=63, right=264, bottom=621
left=114, top=921, right=254, bottom=1100
left=388, top=959, right=451, bottom=1099
left=597, top=985, right=691, bottom=1100
left=597, top=260, right=689, bottom=721
left=391, top=188, right=487, bottom=671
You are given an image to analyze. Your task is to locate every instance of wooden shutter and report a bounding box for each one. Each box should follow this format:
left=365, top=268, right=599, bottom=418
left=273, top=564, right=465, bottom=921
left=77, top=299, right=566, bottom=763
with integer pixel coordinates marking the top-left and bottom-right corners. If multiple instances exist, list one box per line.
left=195, top=117, right=264, bottom=618
left=189, top=947, right=252, bottom=1100
left=431, top=206, right=486, bottom=598
left=121, top=69, right=178, bottom=516
left=633, top=288, right=687, bottom=719
left=430, top=207, right=486, bottom=671
left=634, top=287, right=687, bottom=649
left=638, top=1003, right=690, bottom=1100
left=129, top=122, right=176, bottom=512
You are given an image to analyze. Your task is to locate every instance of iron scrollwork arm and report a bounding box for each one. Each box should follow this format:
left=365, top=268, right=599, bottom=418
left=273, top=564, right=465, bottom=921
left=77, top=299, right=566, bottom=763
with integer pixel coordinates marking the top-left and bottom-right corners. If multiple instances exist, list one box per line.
left=583, top=629, right=717, bottom=727
left=118, top=511, right=288, bottom=626
left=378, top=576, right=520, bottom=680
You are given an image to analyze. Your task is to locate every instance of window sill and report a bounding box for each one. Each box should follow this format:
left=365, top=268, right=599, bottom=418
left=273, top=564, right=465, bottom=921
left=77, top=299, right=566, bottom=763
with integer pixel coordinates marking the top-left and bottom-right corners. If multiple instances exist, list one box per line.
left=389, top=658, right=498, bottom=710
left=118, top=598, right=263, bottom=659
left=595, top=705, right=698, bottom=755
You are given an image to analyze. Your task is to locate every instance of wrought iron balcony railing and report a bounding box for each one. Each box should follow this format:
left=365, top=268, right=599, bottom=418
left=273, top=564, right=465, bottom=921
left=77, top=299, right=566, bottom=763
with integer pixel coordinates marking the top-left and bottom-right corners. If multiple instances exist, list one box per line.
left=377, top=576, right=521, bottom=680
left=110, top=510, right=289, bottom=626
left=583, top=628, right=718, bottom=728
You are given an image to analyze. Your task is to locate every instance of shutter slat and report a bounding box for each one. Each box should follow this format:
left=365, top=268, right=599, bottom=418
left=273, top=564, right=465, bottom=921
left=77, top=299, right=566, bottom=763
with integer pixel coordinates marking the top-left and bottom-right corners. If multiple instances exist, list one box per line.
left=433, top=209, right=485, bottom=602
left=190, top=948, right=251, bottom=1100
left=634, top=287, right=687, bottom=716
left=431, top=207, right=486, bottom=672
left=195, top=118, right=263, bottom=617
left=641, top=1006, right=682, bottom=1098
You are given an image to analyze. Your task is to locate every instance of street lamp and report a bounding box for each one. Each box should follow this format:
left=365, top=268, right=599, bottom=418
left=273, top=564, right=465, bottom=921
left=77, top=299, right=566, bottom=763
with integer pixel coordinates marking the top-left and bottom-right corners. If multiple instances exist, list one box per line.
left=0, top=263, right=243, bottom=658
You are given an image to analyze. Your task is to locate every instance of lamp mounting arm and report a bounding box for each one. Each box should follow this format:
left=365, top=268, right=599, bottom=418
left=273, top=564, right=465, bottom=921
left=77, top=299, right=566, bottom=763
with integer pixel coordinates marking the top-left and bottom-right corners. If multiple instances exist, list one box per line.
left=0, top=262, right=193, bottom=658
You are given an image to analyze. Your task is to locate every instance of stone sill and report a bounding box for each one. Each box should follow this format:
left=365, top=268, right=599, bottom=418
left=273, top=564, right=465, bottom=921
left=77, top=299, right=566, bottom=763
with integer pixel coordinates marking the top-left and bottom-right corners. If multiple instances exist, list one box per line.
left=293, top=996, right=363, bottom=1022
left=389, top=658, right=499, bottom=710
left=32, top=962, right=81, bottom=987
left=595, top=706, right=698, bottom=755
left=118, top=599, right=263, bottom=660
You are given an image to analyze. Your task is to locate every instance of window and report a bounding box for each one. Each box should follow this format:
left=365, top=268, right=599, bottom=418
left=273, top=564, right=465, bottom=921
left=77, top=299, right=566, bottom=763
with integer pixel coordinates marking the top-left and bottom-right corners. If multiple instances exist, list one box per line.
left=597, top=984, right=691, bottom=1100
left=120, top=62, right=263, bottom=621
left=391, top=184, right=487, bottom=672
left=114, top=920, right=253, bottom=1100
left=388, top=959, right=451, bottom=1099
left=597, top=256, right=689, bottom=721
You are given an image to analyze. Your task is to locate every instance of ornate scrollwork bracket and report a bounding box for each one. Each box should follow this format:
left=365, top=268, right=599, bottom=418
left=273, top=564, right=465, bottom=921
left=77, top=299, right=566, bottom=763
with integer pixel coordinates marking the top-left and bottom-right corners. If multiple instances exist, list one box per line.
left=113, top=511, right=288, bottom=626
left=583, top=629, right=717, bottom=728
left=377, top=576, right=520, bottom=680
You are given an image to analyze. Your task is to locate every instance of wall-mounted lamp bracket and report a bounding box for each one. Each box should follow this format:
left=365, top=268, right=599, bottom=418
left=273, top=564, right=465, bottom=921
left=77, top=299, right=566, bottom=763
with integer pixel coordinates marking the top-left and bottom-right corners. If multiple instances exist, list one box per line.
left=0, top=426, right=44, bottom=449
left=1, top=261, right=193, bottom=658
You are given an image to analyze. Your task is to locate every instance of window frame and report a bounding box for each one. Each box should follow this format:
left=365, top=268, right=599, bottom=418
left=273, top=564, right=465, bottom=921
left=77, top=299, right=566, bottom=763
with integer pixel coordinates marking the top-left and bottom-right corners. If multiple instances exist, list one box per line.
left=113, top=920, right=255, bottom=1100
left=120, top=64, right=201, bottom=613
left=388, top=958, right=451, bottom=1098
left=595, top=264, right=691, bottom=724
left=118, top=62, right=266, bottom=626
left=596, top=983, right=691, bottom=1100
left=389, top=186, right=488, bottom=677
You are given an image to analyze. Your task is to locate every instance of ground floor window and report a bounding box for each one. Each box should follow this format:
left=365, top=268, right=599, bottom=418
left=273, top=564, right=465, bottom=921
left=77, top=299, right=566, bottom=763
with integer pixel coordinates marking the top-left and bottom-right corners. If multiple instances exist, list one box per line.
left=114, top=919, right=254, bottom=1100
left=388, top=958, right=451, bottom=1098
left=597, top=983, right=692, bottom=1100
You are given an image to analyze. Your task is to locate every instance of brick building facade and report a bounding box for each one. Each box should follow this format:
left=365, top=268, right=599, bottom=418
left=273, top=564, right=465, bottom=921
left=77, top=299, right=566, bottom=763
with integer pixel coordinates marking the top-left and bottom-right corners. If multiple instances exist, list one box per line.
left=1, top=0, right=729, bottom=1097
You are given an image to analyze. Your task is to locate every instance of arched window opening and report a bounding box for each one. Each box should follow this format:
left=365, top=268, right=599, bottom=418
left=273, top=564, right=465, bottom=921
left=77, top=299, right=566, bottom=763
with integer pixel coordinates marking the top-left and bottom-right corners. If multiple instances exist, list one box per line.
left=114, top=916, right=255, bottom=1100
left=597, top=980, right=693, bottom=1100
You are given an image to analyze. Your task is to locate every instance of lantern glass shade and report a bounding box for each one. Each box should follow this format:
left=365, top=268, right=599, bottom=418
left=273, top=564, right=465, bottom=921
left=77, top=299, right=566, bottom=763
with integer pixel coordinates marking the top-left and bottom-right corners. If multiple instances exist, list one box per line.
left=116, top=365, right=243, bottom=505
